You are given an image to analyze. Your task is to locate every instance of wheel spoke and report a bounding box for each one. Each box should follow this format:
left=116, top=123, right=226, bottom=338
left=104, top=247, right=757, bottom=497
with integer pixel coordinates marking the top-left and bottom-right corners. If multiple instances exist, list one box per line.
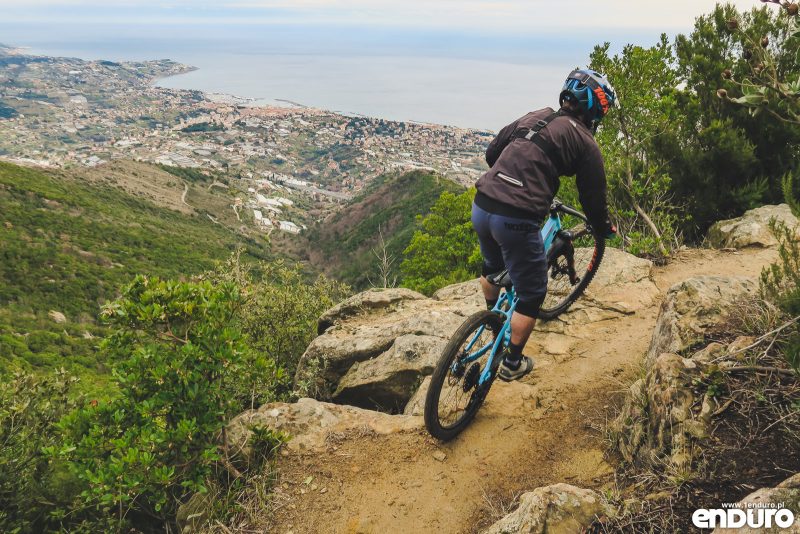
left=541, top=243, right=600, bottom=314
left=435, top=322, right=497, bottom=429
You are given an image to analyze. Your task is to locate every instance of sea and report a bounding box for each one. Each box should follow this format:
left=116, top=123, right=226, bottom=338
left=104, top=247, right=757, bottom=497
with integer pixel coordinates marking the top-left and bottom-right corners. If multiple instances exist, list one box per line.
left=0, top=22, right=670, bottom=131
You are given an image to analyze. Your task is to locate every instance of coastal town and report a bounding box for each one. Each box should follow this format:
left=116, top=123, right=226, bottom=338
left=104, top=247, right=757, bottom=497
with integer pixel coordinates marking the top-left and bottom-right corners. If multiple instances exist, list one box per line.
left=0, top=43, right=491, bottom=236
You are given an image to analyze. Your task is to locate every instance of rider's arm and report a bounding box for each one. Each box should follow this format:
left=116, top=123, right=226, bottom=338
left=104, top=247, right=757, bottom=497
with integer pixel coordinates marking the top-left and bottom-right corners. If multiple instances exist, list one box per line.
left=575, top=142, right=610, bottom=233
left=485, top=118, right=521, bottom=167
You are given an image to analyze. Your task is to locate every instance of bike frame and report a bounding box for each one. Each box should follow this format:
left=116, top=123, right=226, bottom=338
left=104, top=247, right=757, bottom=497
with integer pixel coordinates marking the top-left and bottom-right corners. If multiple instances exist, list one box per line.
left=456, top=211, right=564, bottom=387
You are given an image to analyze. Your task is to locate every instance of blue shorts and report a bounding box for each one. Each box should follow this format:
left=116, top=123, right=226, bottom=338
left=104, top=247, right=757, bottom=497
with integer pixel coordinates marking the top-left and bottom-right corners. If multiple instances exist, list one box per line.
left=471, top=202, right=548, bottom=317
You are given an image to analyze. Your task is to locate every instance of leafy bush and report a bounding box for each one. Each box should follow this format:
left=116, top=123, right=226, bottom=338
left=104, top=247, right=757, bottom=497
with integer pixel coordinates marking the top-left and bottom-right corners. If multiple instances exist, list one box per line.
left=0, top=371, right=84, bottom=533
left=761, top=220, right=800, bottom=316
left=57, top=276, right=276, bottom=530
left=717, top=0, right=800, bottom=124
left=400, top=188, right=482, bottom=295
left=590, top=36, right=683, bottom=259
left=206, top=255, right=349, bottom=399
left=666, top=4, right=799, bottom=239
left=760, top=220, right=800, bottom=374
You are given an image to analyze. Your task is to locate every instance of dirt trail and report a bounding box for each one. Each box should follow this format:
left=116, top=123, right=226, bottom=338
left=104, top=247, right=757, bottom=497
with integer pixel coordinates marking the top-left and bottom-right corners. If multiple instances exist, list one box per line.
left=265, top=248, right=778, bottom=534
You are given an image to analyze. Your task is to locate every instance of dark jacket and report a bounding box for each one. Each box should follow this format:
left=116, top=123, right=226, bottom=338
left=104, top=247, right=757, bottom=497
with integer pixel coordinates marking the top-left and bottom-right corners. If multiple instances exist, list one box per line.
left=475, top=107, right=609, bottom=231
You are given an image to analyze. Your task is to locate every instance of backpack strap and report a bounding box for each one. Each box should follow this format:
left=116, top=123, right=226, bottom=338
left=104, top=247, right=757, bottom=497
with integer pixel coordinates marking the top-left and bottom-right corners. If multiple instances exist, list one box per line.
left=511, top=111, right=564, bottom=172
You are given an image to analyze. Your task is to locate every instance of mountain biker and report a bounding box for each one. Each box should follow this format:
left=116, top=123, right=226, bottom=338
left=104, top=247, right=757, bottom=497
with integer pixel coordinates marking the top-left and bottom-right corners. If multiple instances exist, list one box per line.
left=472, top=68, right=617, bottom=381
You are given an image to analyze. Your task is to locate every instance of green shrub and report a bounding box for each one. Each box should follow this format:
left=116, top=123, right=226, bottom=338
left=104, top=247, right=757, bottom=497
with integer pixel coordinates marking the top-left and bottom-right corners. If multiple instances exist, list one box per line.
left=400, top=188, right=482, bottom=295
left=0, top=370, right=84, bottom=532
left=57, top=276, right=277, bottom=530
left=760, top=220, right=800, bottom=373
left=206, top=255, right=349, bottom=399
left=590, top=36, right=683, bottom=259
left=761, top=220, right=800, bottom=316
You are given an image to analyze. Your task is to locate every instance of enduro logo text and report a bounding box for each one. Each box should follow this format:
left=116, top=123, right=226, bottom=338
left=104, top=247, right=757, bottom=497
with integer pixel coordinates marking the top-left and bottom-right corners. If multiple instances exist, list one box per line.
left=692, top=503, right=795, bottom=529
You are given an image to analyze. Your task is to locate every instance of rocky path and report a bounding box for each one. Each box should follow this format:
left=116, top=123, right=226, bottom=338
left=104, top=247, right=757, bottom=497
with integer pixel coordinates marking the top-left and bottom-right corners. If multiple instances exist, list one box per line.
left=260, top=248, right=778, bottom=534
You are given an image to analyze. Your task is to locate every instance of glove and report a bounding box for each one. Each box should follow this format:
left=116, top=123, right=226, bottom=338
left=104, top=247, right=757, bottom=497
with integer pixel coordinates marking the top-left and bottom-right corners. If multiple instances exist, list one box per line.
left=592, top=219, right=616, bottom=240
left=603, top=222, right=617, bottom=240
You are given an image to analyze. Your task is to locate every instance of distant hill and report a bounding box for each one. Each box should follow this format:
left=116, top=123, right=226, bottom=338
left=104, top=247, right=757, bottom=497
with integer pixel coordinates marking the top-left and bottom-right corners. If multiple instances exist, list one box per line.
left=0, top=161, right=270, bottom=388
left=303, top=170, right=464, bottom=289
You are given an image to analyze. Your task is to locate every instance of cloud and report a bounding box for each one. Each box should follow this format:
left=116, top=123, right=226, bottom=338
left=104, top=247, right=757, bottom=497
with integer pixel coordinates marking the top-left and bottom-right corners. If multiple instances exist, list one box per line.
left=0, top=0, right=765, bottom=31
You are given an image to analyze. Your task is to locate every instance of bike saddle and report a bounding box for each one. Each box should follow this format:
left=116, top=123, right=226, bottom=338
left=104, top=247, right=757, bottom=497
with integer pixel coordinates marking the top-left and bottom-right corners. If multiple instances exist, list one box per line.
left=487, top=270, right=513, bottom=288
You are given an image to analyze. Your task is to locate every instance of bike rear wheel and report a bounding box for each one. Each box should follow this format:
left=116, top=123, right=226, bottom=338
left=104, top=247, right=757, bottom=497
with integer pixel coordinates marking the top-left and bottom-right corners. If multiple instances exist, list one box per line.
left=424, top=310, right=504, bottom=441
left=539, top=224, right=604, bottom=320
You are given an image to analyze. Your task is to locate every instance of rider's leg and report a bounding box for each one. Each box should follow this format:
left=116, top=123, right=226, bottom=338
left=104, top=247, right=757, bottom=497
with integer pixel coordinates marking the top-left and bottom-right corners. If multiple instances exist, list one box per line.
left=510, top=312, right=536, bottom=346
left=480, top=276, right=501, bottom=309
left=472, top=202, right=505, bottom=309
left=503, top=298, right=543, bottom=368
left=487, top=212, right=548, bottom=375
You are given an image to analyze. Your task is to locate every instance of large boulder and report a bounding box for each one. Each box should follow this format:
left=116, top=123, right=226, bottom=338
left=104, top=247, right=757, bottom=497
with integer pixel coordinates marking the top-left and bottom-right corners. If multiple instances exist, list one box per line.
left=294, top=292, right=470, bottom=409
left=296, top=248, right=657, bottom=412
left=225, top=397, right=420, bottom=467
left=646, top=276, right=757, bottom=367
left=612, top=332, right=764, bottom=472
left=713, top=473, right=800, bottom=533
left=483, top=484, right=610, bottom=534
left=333, top=334, right=445, bottom=411
left=707, top=204, right=799, bottom=249
left=316, top=288, right=427, bottom=334
left=582, top=246, right=660, bottom=312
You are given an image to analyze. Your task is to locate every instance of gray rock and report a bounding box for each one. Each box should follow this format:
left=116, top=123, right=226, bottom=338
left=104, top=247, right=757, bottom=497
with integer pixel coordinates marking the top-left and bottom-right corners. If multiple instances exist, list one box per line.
left=582, top=246, right=660, bottom=312
left=316, top=288, right=427, bottom=334
left=48, top=310, right=67, bottom=324
left=226, top=398, right=421, bottom=467
left=403, top=375, right=431, bottom=416
left=294, top=305, right=464, bottom=404
left=432, top=278, right=485, bottom=315
left=707, top=204, right=799, bottom=249
left=483, top=484, right=610, bottom=534
left=646, top=276, right=757, bottom=367
left=333, top=334, right=445, bottom=411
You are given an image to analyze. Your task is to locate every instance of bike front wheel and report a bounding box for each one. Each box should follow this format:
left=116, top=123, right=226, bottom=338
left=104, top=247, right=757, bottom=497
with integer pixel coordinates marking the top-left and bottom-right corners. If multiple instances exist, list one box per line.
left=539, top=224, right=605, bottom=320
left=424, top=310, right=504, bottom=441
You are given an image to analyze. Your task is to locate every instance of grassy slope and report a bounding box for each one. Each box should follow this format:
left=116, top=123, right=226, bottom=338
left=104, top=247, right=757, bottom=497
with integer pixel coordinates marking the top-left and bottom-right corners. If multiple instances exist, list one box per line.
left=304, top=170, right=464, bottom=289
left=0, top=161, right=270, bottom=388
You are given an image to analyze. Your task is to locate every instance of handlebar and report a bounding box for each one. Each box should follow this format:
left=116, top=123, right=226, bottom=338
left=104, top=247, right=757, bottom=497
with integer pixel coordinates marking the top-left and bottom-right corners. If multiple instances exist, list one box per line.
left=557, top=203, right=587, bottom=222
left=550, top=198, right=588, bottom=223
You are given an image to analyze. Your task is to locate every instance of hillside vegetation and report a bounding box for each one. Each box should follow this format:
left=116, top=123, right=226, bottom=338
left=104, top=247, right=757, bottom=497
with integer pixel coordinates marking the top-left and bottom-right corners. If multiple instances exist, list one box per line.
left=304, top=170, right=463, bottom=289
left=0, top=161, right=270, bottom=383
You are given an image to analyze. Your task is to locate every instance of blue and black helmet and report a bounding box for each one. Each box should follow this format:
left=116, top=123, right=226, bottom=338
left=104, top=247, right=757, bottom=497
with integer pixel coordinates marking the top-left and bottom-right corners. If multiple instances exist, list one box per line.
left=559, top=69, right=617, bottom=126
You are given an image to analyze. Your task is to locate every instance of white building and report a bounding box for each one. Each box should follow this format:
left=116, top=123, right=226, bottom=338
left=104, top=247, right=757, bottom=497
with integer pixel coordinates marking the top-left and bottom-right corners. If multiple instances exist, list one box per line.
left=278, top=221, right=301, bottom=234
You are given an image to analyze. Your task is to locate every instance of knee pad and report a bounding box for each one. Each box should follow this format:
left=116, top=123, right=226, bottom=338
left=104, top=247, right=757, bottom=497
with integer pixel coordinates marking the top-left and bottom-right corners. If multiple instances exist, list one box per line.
left=516, top=295, right=545, bottom=318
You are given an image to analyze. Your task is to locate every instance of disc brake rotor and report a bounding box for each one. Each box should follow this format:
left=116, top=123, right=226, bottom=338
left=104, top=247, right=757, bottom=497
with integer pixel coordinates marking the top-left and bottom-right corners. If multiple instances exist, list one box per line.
left=462, top=362, right=481, bottom=392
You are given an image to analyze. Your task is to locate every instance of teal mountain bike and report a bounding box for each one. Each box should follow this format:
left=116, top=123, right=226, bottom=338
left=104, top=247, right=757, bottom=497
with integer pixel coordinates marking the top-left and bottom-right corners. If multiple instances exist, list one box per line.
left=424, top=198, right=605, bottom=441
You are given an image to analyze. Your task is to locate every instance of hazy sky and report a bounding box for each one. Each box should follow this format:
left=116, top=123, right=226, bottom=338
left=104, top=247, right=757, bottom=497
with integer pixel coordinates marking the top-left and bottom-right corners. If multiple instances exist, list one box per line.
left=1, top=0, right=761, bottom=31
